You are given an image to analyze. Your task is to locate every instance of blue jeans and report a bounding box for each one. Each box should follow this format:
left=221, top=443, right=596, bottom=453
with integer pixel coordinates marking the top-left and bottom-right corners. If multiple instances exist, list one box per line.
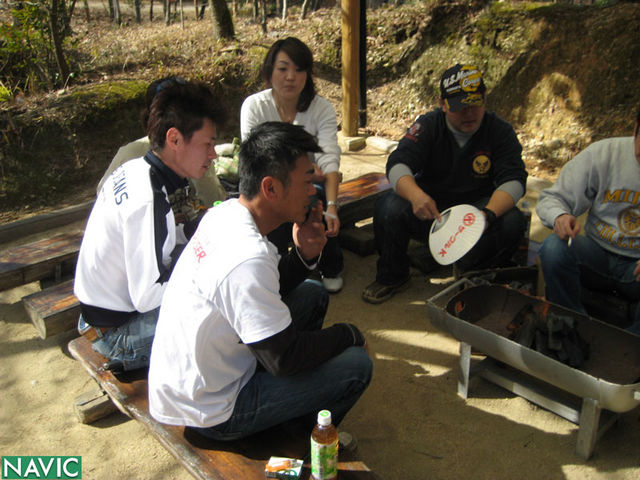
left=373, top=191, right=526, bottom=284
left=192, top=279, right=373, bottom=441
left=539, top=233, right=640, bottom=335
left=268, top=183, right=344, bottom=277
left=78, top=307, right=159, bottom=371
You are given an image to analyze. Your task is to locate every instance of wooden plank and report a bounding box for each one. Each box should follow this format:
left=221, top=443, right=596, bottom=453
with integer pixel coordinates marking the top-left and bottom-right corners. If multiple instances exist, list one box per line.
left=74, top=388, right=119, bottom=424
left=0, top=230, right=83, bottom=291
left=23, top=279, right=79, bottom=339
left=337, top=172, right=390, bottom=227
left=339, top=223, right=376, bottom=257
left=68, top=336, right=381, bottom=480
left=0, top=201, right=92, bottom=244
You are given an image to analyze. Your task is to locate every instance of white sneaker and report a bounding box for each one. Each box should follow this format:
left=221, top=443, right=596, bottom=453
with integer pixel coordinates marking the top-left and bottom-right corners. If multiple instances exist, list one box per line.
left=322, top=275, right=344, bottom=293
left=338, top=431, right=358, bottom=452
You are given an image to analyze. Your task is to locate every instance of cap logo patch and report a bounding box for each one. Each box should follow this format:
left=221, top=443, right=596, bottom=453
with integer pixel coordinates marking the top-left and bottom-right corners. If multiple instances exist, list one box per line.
left=461, top=93, right=484, bottom=106
left=461, top=71, right=483, bottom=92
left=442, top=66, right=481, bottom=96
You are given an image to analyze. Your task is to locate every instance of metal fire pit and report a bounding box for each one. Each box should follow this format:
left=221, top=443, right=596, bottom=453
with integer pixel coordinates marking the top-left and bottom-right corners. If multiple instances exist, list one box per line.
left=426, top=279, right=640, bottom=460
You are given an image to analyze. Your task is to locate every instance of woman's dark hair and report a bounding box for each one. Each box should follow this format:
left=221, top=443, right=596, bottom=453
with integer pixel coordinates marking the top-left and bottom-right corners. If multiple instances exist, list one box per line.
left=636, top=110, right=640, bottom=136
left=260, top=37, right=316, bottom=112
left=239, top=122, right=322, bottom=199
left=146, top=81, right=227, bottom=152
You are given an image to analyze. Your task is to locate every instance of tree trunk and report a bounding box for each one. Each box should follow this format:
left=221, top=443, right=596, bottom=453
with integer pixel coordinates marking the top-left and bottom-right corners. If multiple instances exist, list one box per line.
left=83, top=0, right=90, bottom=21
left=260, top=0, right=266, bottom=33
left=195, top=0, right=206, bottom=20
left=134, top=0, right=141, bottom=23
left=164, top=0, right=170, bottom=25
left=281, top=0, right=287, bottom=20
left=49, top=0, right=71, bottom=86
left=252, top=0, right=258, bottom=19
left=300, top=0, right=309, bottom=19
left=208, top=0, right=234, bottom=39
left=113, top=0, right=121, bottom=24
left=179, top=0, right=184, bottom=27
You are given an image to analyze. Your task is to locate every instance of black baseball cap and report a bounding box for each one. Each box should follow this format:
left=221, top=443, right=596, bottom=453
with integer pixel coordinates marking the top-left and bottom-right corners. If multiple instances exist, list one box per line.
left=439, top=64, right=486, bottom=112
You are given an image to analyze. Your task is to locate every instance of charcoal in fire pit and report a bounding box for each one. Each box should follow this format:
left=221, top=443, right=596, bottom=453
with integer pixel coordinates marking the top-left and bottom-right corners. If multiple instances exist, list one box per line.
left=508, top=305, right=590, bottom=368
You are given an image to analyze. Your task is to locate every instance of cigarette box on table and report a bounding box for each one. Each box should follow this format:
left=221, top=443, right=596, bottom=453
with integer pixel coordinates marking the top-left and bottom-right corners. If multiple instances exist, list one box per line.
left=265, top=456, right=303, bottom=479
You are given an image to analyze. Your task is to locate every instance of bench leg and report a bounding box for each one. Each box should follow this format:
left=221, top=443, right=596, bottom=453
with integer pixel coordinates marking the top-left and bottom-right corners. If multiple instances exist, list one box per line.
left=74, top=387, right=118, bottom=424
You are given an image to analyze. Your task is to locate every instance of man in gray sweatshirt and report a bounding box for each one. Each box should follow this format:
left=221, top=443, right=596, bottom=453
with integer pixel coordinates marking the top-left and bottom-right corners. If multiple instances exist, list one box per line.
left=536, top=109, right=640, bottom=335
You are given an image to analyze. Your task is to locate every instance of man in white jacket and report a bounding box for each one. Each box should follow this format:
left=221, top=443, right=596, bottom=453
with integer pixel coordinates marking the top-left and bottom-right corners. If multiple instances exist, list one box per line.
left=74, top=81, right=227, bottom=371
left=536, top=110, right=640, bottom=335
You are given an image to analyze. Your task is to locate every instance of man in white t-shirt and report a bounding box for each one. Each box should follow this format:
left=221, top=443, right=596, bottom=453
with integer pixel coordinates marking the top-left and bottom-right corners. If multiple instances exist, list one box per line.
left=149, top=122, right=372, bottom=440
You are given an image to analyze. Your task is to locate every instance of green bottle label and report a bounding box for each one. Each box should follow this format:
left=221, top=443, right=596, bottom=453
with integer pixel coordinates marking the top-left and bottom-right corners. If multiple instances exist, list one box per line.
left=310, top=438, right=338, bottom=479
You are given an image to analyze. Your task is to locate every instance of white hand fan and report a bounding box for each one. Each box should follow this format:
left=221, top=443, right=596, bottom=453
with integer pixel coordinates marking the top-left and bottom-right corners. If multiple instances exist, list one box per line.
left=428, top=204, right=486, bottom=265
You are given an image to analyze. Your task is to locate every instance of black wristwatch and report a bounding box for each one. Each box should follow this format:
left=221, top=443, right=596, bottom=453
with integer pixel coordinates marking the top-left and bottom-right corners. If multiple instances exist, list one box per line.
left=481, top=207, right=497, bottom=225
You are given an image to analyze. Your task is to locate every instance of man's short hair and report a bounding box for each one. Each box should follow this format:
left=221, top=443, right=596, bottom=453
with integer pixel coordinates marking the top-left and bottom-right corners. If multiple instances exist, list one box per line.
left=146, top=81, right=227, bottom=152
left=238, top=122, right=322, bottom=199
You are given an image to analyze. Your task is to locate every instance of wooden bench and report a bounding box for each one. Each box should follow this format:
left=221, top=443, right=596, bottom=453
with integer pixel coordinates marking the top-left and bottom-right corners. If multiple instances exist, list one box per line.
left=22, top=279, right=80, bottom=339
left=68, top=336, right=381, bottom=480
left=336, top=172, right=391, bottom=256
left=0, top=230, right=83, bottom=291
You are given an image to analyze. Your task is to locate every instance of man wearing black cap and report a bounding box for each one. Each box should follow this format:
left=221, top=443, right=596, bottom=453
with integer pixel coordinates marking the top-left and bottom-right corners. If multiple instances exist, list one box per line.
left=363, top=64, right=528, bottom=304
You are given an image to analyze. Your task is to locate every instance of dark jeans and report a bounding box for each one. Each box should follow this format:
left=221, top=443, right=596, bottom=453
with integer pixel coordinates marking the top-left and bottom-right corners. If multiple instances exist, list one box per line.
left=191, top=279, right=372, bottom=441
left=373, top=191, right=526, bottom=284
left=268, top=183, right=344, bottom=277
left=539, top=233, right=640, bottom=335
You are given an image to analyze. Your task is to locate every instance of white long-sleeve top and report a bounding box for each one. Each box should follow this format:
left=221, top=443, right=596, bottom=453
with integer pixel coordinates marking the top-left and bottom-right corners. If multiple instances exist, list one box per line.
left=74, top=155, right=188, bottom=326
left=240, top=89, right=341, bottom=175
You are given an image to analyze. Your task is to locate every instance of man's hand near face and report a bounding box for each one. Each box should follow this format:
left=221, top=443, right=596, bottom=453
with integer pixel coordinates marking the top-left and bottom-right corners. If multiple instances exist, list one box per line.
left=292, top=200, right=327, bottom=260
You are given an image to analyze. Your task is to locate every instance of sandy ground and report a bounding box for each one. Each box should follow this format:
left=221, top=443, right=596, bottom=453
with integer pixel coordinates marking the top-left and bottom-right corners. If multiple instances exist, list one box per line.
left=1, top=141, right=639, bottom=480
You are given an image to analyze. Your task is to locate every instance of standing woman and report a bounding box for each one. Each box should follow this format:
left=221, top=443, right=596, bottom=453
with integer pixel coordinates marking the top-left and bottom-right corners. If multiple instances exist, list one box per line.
left=241, top=36, right=344, bottom=292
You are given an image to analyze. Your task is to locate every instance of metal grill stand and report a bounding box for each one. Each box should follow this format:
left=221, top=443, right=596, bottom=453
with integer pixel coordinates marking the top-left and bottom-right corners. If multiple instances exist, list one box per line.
left=457, top=342, right=619, bottom=460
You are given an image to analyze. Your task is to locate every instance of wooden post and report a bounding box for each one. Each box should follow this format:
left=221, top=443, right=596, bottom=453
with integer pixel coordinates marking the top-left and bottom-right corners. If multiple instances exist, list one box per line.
left=341, top=0, right=359, bottom=137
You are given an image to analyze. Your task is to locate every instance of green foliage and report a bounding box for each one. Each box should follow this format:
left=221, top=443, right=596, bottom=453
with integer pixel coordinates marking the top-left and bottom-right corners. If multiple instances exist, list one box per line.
left=0, top=0, right=75, bottom=95
left=0, top=81, right=147, bottom=208
left=0, top=83, right=11, bottom=102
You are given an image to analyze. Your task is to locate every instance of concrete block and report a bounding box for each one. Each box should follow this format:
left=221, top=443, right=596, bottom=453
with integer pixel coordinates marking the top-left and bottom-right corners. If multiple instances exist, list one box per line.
left=366, top=136, right=398, bottom=154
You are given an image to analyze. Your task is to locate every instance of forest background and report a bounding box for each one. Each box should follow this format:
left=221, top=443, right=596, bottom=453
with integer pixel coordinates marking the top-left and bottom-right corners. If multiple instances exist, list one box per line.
left=1, top=0, right=640, bottom=223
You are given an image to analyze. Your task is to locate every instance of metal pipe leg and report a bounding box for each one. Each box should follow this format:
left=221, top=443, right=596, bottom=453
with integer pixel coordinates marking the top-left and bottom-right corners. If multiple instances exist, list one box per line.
left=458, top=342, right=472, bottom=399
left=576, top=397, right=601, bottom=460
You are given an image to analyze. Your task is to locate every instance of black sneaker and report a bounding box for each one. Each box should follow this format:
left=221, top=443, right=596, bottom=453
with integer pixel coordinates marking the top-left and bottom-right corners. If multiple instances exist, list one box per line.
left=361, top=277, right=410, bottom=304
